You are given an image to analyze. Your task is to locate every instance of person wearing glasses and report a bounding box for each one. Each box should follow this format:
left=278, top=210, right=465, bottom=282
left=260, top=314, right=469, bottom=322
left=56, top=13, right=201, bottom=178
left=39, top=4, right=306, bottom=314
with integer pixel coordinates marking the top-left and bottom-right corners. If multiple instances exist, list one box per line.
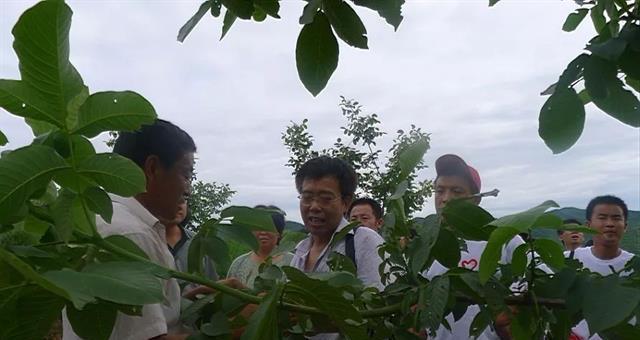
left=290, top=156, right=385, bottom=291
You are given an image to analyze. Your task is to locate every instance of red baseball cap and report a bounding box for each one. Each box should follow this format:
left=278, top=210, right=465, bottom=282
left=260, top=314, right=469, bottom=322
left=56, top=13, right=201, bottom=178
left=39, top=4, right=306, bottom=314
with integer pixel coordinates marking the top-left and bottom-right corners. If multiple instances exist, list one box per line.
left=435, top=154, right=481, bottom=194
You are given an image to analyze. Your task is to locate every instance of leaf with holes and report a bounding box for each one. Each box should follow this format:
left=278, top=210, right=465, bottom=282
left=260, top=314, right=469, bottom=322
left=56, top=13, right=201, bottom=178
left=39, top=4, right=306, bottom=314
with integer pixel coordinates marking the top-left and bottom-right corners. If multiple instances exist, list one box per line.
left=72, top=91, right=156, bottom=138
left=77, top=153, right=146, bottom=197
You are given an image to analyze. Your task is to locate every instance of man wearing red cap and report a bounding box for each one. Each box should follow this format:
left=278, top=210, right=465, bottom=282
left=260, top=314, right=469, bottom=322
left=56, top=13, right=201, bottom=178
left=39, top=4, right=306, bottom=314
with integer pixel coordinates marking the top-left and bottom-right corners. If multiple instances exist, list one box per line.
left=424, top=154, right=524, bottom=340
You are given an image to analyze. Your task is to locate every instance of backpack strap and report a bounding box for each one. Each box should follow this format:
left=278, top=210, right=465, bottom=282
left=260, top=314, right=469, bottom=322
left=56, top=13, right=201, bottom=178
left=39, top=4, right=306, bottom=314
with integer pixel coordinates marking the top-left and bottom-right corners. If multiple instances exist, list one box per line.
left=345, top=227, right=358, bottom=270
left=569, top=250, right=575, bottom=259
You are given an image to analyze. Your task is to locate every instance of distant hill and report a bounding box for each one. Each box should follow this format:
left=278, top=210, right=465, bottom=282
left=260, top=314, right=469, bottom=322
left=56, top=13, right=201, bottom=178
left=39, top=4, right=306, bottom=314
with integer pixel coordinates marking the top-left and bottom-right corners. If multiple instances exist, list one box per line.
left=533, top=207, right=640, bottom=255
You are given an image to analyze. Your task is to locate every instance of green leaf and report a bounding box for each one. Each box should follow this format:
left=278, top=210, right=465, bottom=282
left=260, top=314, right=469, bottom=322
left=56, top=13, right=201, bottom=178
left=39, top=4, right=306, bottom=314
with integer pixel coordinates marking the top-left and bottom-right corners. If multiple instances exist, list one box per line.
left=327, top=251, right=357, bottom=275
left=352, top=0, right=404, bottom=31
left=82, top=187, right=113, bottom=223
left=562, top=9, right=588, bottom=32
left=419, top=276, right=450, bottom=332
left=66, top=301, right=117, bottom=340
left=178, top=1, right=212, bottom=42
left=51, top=189, right=78, bottom=241
left=583, top=276, right=640, bottom=333
left=408, top=219, right=439, bottom=275
left=43, top=261, right=166, bottom=309
left=240, top=283, right=284, bottom=340
left=587, top=38, right=627, bottom=61
left=296, top=12, right=339, bottom=96
left=0, top=145, right=69, bottom=223
left=0, top=247, right=71, bottom=301
left=538, top=87, right=586, bottom=154
left=12, top=0, right=86, bottom=128
left=272, top=231, right=306, bottom=256
left=103, top=235, right=150, bottom=260
left=299, top=0, right=321, bottom=24
left=254, top=0, right=280, bottom=18
left=77, top=153, right=146, bottom=197
left=211, top=0, right=222, bottom=17
left=511, top=243, right=529, bottom=277
left=397, top=137, right=428, bottom=179
left=590, top=2, right=606, bottom=34
left=584, top=56, right=640, bottom=127
left=488, top=0, right=500, bottom=6
left=626, top=76, right=640, bottom=92
left=220, top=206, right=276, bottom=232
left=0, top=130, right=6, bottom=146
left=252, top=6, right=267, bottom=22
left=215, top=223, right=259, bottom=251
left=0, top=286, right=65, bottom=340
left=389, top=180, right=408, bottom=200
left=442, top=199, right=495, bottom=241
left=221, top=0, right=254, bottom=19
left=72, top=91, right=157, bottom=138
left=489, top=200, right=559, bottom=233
left=432, top=228, right=461, bottom=268
left=478, top=226, right=520, bottom=284
left=578, top=88, right=591, bottom=104
left=221, top=10, right=237, bottom=40
left=324, top=0, right=368, bottom=49
left=620, top=48, right=640, bottom=79
left=533, top=238, right=565, bottom=270
left=282, top=266, right=367, bottom=338
left=0, top=80, right=63, bottom=128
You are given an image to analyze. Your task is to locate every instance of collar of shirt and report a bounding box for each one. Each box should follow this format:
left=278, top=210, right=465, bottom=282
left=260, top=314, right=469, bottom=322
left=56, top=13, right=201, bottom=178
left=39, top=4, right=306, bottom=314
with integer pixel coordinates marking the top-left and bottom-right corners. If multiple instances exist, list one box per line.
left=294, top=218, right=354, bottom=272
left=109, top=194, right=167, bottom=242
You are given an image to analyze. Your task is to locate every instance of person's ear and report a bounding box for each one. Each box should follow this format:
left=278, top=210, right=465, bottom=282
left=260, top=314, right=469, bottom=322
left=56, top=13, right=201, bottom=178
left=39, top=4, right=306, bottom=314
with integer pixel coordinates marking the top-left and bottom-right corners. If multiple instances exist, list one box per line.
left=143, top=155, right=161, bottom=185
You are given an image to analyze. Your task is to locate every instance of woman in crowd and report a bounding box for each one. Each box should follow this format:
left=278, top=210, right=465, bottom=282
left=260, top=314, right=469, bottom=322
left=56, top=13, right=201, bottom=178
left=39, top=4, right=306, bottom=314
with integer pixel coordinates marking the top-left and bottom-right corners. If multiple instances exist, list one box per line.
left=226, top=205, right=294, bottom=288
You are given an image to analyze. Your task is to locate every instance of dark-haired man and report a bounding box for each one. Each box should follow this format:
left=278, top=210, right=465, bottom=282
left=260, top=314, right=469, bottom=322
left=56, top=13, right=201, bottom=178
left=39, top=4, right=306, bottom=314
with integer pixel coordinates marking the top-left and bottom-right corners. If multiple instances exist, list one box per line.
left=568, top=195, right=635, bottom=340
left=291, top=156, right=385, bottom=290
left=424, top=154, right=524, bottom=340
left=558, top=218, right=585, bottom=251
left=348, top=197, right=384, bottom=232
left=63, top=119, right=195, bottom=340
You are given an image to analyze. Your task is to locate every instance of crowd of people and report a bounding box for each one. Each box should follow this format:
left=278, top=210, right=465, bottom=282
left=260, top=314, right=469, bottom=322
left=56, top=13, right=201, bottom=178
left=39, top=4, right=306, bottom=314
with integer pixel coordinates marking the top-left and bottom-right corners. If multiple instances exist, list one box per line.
left=61, top=119, right=636, bottom=340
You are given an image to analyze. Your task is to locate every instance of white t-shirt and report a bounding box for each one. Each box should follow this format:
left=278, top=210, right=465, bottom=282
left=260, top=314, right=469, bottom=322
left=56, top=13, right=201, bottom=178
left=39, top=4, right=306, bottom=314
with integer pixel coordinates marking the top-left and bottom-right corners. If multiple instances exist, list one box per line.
left=63, top=195, right=182, bottom=340
left=566, top=246, right=635, bottom=340
left=423, top=237, right=525, bottom=340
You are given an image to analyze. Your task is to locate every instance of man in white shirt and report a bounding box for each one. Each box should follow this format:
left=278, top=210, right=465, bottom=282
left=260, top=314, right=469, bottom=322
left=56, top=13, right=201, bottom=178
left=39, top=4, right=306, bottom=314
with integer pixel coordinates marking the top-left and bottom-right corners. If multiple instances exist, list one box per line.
left=63, top=119, right=196, bottom=340
left=423, top=154, right=524, bottom=340
left=567, top=195, right=635, bottom=340
left=348, top=197, right=384, bottom=233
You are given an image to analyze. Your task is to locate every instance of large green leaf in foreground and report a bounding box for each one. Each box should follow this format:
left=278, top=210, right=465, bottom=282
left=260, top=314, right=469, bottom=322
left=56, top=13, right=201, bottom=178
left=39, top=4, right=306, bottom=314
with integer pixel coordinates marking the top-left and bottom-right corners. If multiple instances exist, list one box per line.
left=0, top=145, right=69, bottom=223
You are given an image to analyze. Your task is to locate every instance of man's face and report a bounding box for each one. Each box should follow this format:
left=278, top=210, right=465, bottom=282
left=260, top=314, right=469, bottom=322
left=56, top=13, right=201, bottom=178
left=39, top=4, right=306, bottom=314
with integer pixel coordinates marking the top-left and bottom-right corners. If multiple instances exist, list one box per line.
left=434, top=175, right=476, bottom=214
left=559, top=231, right=584, bottom=250
left=349, top=204, right=383, bottom=232
left=588, top=204, right=627, bottom=248
left=146, top=152, right=194, bottom=224
left=171, top=201, right=188, bottom=225
left=299, top=176, right=349, bottom=239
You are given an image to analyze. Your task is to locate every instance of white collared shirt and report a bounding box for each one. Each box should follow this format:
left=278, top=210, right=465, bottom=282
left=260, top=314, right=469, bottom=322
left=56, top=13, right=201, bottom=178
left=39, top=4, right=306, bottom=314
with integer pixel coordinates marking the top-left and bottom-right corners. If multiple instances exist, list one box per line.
left=291, top=219, right=385, bottom=290
left=63, top=195, right=182, bottom=340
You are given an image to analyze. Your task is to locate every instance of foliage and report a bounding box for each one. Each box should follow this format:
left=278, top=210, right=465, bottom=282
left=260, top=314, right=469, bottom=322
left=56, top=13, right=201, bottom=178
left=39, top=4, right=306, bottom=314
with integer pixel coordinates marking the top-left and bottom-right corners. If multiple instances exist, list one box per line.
left=1, top=2, right=639, bottom=340
left=178, top=0, right=403, bottom=96
left=528, top=0, right=640, bottom=153
left=187, top=180, right=236, bottom=230
left=282, top=96, right=432, bottom=217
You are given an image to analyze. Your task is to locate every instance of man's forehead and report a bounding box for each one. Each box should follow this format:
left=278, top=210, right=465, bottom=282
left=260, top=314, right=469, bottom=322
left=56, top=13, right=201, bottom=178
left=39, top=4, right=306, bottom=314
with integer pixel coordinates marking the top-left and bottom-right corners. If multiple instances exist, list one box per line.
left=594, top=204, right=624, bottom=215
left=435, top=175, right=471, bottom=188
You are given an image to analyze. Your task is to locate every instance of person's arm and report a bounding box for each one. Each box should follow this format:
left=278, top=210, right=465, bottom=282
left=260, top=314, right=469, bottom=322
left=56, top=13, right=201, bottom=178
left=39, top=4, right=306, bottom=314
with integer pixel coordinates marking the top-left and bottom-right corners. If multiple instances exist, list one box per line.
left=182, top=277, right=245, bottom=300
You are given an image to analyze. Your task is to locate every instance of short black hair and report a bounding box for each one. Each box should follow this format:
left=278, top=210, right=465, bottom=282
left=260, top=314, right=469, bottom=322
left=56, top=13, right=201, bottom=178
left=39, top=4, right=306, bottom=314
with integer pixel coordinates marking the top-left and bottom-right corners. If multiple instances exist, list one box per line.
left=557, top=218, right=582, bottom=235
left=113, top=119, right=196, bottom=169
left=254, top=205, right=286, bottom=234
left=295, top=156, right=357, bottom=199
left=348, top=197, right=383, bottom=219
left=586, top=195, right=628, bottom=222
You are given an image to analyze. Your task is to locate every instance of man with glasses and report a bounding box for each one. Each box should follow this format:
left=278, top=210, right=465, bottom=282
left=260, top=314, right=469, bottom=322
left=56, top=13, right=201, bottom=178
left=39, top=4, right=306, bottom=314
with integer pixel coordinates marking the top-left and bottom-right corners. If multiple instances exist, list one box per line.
left=290, top=156, right=385, bottom=290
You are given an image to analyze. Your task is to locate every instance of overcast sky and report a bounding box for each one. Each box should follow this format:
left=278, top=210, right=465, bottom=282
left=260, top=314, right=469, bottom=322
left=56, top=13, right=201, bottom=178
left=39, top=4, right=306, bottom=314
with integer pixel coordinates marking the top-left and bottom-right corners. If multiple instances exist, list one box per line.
left=1, top=0, right=639, bottom=222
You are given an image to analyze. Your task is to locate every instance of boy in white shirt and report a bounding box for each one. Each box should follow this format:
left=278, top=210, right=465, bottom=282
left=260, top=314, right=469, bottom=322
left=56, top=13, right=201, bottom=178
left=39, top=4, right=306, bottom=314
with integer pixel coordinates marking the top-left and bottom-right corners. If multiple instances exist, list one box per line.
left=566, top=195, right=635, bottom=340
